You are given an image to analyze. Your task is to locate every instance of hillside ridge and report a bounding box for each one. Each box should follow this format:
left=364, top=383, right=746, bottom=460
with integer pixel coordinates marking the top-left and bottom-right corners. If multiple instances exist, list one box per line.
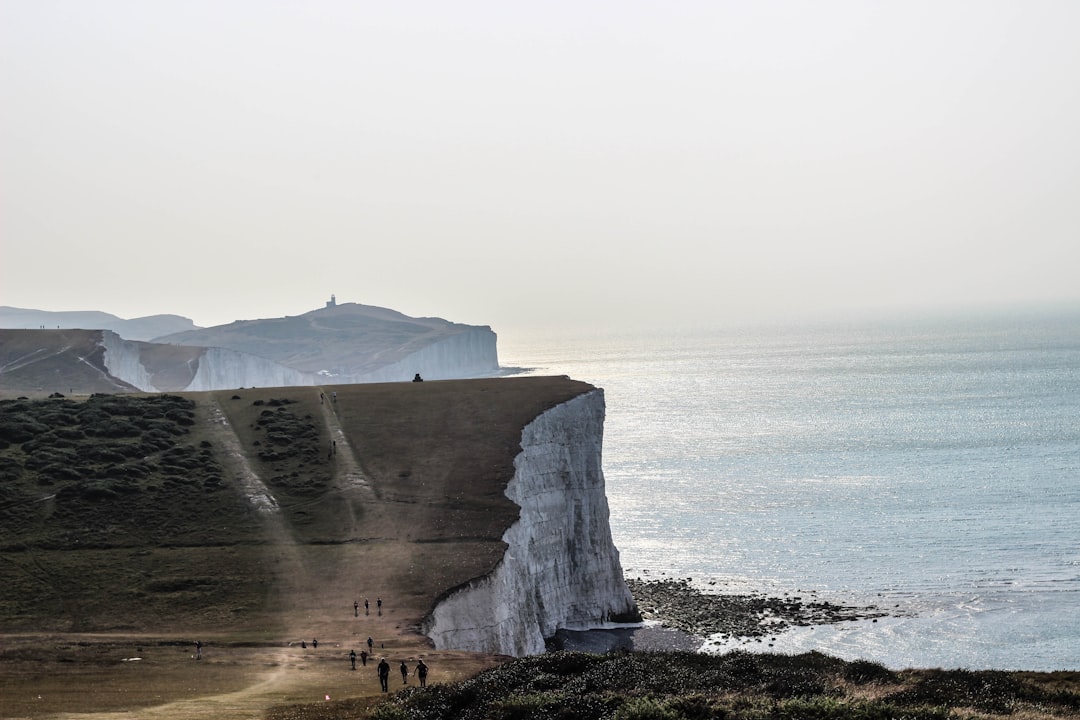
left=0, top=376, right=605, bottom=718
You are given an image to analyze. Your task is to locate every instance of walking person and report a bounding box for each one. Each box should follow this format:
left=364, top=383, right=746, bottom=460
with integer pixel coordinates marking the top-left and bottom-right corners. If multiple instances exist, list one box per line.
left=354, top=600, right=359, bottom=617
left=367, top=636, right=373, bottom=652
left=350, top=649, right=356, bottom=670
left=416, top=659, right=428, bottom=687
left=377, top=597, right=382, bottom=615
left=365, top=598, right=369, bottom=615
left=360, top=650, right=368, bottom=667
left=195, top=640, right=202, bottom=661
left=377, top=658, right=390, bottom=692
left=400, top=660, right=409, bottom=685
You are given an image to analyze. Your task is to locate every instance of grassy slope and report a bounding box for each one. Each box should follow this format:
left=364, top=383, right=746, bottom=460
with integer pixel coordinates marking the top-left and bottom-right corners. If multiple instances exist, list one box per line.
left=0, top=376, right=594, bottom=718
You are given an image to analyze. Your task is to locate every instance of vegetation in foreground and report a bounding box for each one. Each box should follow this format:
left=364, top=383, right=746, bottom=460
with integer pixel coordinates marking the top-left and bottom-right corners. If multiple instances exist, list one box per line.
left=270, top=650, right=1080, bottom=720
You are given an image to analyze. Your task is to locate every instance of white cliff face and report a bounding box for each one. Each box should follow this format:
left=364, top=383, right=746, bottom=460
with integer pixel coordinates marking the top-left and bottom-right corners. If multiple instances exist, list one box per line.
left=101, top=328, right=498, bottom=391
left=100, top=331, right=317, bottom=392
left=423, top=389, right=636, bottom=656
left=346, top=327, right=500, bottom=383
left=99, top=331, right=157, bottom=391
left=183, top=347, right=315, bottom=391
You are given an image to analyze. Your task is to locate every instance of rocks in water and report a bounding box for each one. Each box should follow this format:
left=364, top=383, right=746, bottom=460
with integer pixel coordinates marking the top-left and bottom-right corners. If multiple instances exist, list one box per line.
left=626, top=577, right=888, bottom=641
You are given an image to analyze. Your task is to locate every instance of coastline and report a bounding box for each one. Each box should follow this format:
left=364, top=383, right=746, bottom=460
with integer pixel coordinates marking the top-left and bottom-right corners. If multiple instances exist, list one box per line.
left=554, top=577, right=891, bottom=654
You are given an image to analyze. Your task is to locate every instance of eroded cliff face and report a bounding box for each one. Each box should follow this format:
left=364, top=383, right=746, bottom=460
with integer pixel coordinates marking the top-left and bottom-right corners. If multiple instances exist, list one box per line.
left=100, top=331, right=315, bottom=392
left=100, top=331, right=159, bottom=390
left=183, top=346, right=314, bottom=391
left=422, top=390, right=635, bottom=656
left=97, top=328, right=498, bottom=392
left=347, top=327, right=499, bottom=383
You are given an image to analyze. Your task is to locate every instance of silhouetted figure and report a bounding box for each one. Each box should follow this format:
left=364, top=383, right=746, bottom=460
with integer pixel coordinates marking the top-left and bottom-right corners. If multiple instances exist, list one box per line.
left=377, top=597, right=383, bottom=615
left=412, top=373, right=423, bottom=382
left=350, top=649, right=356, bottom=670
left=301, top=640, right=306, bottom=649
left=367, top=636, right=374, bottom=652
left=312, top=638, right=318, bottom=649
left=354, top=600, right=359, bottom=617
left=365, top=598, right=369, bottom=615
left=416, top=659, right=428, bottom=687
left=400, top=660, right=408, bottom=684
left=377, top=658, right=390, bottom=692
left=195, top=640, right=202, bottom=661
left=360, top=650, right=368, bottom=667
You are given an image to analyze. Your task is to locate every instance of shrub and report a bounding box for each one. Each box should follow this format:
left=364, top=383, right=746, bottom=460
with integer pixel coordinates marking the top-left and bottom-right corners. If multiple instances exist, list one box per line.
left=0, top=415, right=49, bottom=443
left=842, top=660, right=896, bottom=685
left=367, top=704, right=409, bottom=720
left=84, top=418, right=141, bottom=438
left=614, top=697, right=681, bottom=720
left=0, top=457, right=23, bottom=482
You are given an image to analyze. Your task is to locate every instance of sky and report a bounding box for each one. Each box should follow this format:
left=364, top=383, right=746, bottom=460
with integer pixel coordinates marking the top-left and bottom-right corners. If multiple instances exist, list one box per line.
left=2, top=1, right=1079, bottom=337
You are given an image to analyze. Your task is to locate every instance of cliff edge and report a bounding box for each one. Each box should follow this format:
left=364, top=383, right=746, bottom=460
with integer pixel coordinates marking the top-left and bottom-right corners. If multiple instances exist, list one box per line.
left=424, top=390, right=635, bottom=655
left=0, top=376, right=635, bottom=658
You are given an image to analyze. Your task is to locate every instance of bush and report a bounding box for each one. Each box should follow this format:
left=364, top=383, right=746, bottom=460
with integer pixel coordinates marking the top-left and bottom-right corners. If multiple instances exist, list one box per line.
left=0, top=415, right=49, bottom=443
left=842, top=660, right=896, bottom=685
left=84, top=418, right=141, bottom=438
left=0, top=457, right=24, bottom=482
left=614, top=697, right=682, bottom=720
left=367, top=704, right=409, bottom=720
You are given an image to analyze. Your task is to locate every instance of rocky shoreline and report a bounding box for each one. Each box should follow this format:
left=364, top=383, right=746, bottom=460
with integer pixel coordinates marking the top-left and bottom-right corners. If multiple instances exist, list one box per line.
left=626, top=577, right=891, bottom=646
left=552, top=577, right=893, bottom=654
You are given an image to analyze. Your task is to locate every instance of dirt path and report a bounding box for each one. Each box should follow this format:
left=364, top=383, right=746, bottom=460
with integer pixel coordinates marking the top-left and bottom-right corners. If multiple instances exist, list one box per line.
left=317, top=389, right=376, bottom=539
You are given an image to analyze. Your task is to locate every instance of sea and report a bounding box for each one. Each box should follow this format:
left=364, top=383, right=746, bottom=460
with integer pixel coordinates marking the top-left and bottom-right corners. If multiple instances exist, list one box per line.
left=499, top=309, right=1080, bottom=672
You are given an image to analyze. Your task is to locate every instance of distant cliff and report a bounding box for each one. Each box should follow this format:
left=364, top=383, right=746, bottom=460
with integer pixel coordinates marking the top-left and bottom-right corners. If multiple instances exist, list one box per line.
left=155, top=302, right=500, bottom=383
left=1, top=302, right=501, bottom=394
left=423, top=390, right=636, bottom=656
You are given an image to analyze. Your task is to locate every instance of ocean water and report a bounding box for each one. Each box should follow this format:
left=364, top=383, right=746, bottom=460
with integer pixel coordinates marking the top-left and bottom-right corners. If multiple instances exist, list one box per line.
left=499, top=311, right=1080, bottom=671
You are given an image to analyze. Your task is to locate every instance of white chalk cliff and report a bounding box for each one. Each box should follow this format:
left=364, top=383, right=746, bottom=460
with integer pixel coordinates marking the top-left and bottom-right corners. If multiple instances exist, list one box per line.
left=99, top=331, right=313, bottom=392
left=423, top=390, right=636, bottom=656
left=1, top=302, right=500, bottom=393
left=95, top=328, right=498, bottom=392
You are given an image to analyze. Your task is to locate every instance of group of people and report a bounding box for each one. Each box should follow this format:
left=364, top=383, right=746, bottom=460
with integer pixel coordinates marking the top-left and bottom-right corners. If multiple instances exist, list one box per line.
left=353, top=597, right=383, bottom=616
left=376, top=657, right=428, bottom=691
left=209, top=594, right=428, bottom=694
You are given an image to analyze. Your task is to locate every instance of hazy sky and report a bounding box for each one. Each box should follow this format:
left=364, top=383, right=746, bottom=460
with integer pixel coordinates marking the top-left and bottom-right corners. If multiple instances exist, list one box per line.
left=3, top=1, right=1079, bottom=335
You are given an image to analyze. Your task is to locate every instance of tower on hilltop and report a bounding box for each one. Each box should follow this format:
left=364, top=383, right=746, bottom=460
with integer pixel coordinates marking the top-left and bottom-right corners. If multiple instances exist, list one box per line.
left=326, top=294, right=336, bottom=308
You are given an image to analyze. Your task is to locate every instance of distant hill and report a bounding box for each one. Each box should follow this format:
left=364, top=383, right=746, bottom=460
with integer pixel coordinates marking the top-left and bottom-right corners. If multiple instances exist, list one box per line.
left=0, top=306, right=198, bottom=341
left=0, top=301, right=501, bottom=393
left=154, top=301, right=499, bottom=380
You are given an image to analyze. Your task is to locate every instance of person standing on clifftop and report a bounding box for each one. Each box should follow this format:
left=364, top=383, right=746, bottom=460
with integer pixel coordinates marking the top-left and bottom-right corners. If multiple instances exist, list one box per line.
left=377, top=658, right=390, bottom=692
left=416, top=659, right=428, bottom=687
left=400, top=660, right=408, bottom=685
